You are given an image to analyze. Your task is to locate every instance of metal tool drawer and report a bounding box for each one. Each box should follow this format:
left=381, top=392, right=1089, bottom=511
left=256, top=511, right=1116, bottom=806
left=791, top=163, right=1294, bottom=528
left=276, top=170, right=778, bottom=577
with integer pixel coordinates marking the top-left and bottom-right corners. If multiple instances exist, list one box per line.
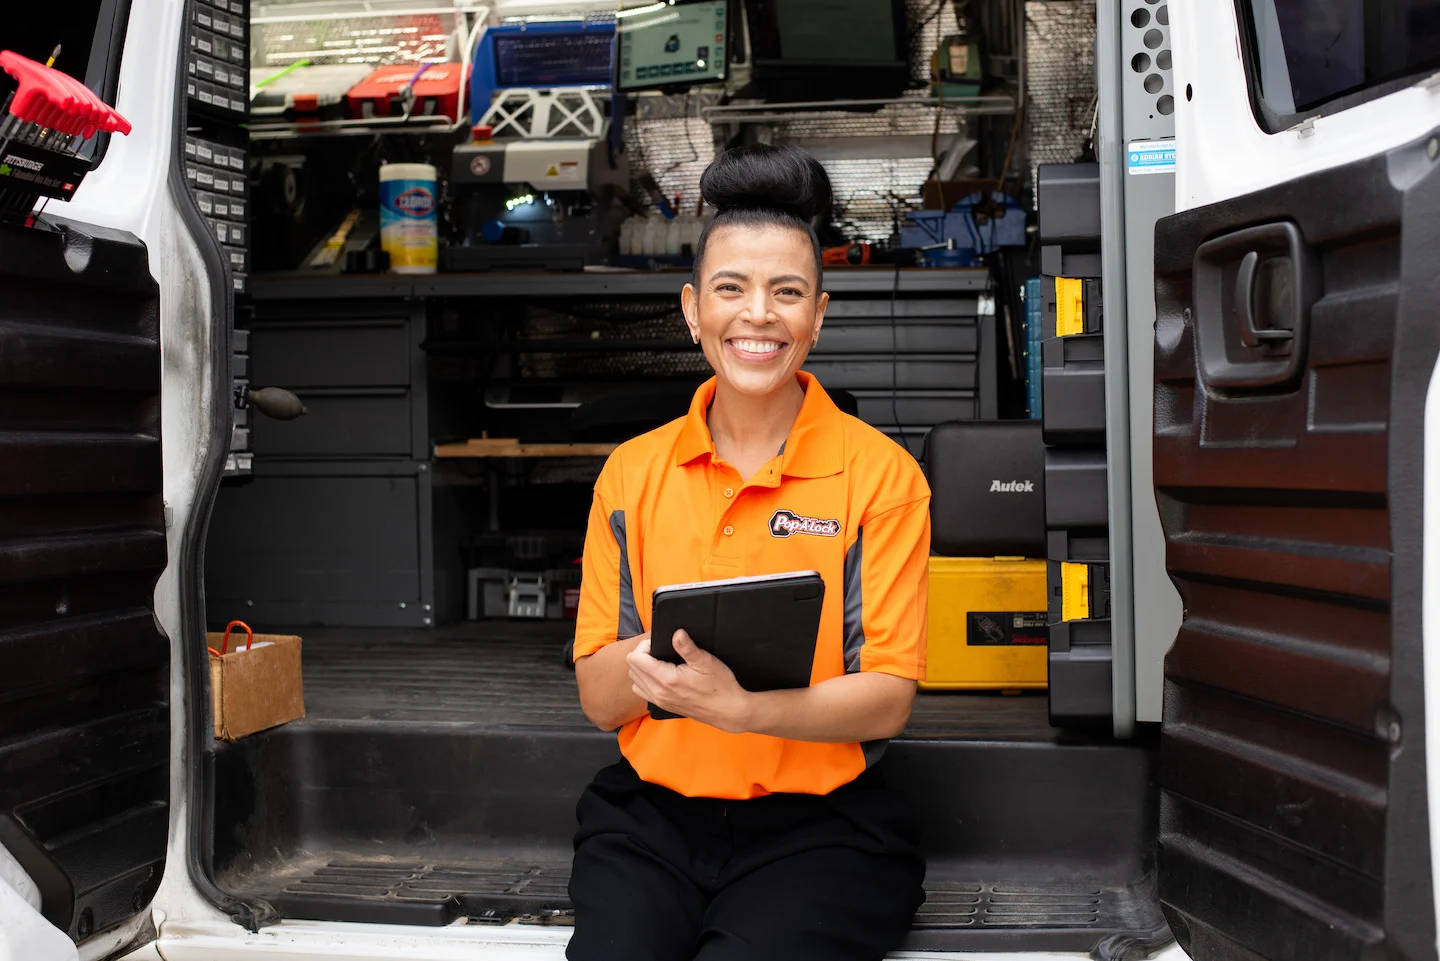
left=250, top=389, right=413, bottom=457
left=249, top=318, right=412, bottom=388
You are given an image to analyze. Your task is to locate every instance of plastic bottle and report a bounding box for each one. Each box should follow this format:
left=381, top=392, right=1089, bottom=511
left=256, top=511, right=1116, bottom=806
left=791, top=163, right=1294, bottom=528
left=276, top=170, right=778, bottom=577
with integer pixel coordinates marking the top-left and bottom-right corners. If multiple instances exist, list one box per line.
left=630, top=216, right=648, bottom=256
left=642, top=215, right=662, bottom=256
left=665, top=215, right=683, bottom=256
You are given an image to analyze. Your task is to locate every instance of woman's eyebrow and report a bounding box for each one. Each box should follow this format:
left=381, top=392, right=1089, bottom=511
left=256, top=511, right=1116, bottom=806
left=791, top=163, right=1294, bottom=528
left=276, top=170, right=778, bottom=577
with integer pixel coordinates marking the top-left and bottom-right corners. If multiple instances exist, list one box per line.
left=709, top=269, right=749, bottom=283
left=769, top=274, right=810, bottom=288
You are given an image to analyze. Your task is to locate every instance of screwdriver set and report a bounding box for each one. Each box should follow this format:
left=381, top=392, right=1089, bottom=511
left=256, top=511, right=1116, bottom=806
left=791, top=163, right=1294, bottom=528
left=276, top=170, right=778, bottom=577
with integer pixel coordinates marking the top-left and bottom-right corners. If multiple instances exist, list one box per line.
left=0, top=49, right=131, bottom=224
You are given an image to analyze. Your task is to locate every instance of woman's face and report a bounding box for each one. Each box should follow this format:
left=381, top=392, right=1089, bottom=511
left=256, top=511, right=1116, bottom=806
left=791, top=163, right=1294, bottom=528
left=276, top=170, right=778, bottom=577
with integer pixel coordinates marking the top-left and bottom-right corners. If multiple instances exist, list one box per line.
left=681, top=223, right=829, bottom=398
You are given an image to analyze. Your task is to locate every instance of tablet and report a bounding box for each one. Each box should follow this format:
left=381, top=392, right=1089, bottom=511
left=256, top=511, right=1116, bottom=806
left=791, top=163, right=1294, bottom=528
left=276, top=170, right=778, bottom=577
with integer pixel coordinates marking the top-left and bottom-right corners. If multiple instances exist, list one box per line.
left=647, top=571, right=826, bottom=720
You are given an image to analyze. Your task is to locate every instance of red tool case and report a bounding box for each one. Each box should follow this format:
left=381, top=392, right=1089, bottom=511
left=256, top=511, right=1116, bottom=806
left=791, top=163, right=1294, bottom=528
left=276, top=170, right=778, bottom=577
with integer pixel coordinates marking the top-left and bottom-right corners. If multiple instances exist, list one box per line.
left=345, top=63, right=467, bottom=121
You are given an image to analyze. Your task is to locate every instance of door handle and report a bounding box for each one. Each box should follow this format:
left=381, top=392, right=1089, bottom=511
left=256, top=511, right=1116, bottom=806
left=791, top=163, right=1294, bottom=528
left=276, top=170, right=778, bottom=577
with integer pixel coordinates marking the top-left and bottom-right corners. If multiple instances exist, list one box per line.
left=1192, top=221, right=1317, bottom=391
left=1234, top=250, right=1293, bottom=348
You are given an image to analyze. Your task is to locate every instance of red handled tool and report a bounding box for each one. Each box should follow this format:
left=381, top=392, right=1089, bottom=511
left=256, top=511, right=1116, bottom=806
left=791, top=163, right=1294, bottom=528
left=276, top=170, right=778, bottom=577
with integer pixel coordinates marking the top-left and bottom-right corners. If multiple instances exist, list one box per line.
left=208, top=620, right=256, bottom=658
left=0, top=48, right=133, bottom=224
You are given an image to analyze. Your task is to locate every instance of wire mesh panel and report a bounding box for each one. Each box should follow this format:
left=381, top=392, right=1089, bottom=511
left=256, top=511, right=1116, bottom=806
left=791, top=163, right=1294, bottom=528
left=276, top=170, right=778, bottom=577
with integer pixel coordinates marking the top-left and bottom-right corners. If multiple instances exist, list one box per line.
left=628, top=94, right=720, bottom=213
left=621, top=1, right=1035, bottom=240
left=907, top=0, right=964, bottom=84
left=1026, top=1, right=1097, bottom=185
left=518, top=299, right=689, bottom=342
left=511, top=298, right=705, bottom=379
left=250, top=7, right=463, bottom=67
left=518, top=350, right=710, bottom=379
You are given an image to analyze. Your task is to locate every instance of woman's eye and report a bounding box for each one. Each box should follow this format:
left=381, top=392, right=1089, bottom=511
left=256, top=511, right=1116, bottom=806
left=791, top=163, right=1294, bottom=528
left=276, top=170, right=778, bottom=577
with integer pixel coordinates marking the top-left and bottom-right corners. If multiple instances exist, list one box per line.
left=776, top=287, right=804, bottom=298
left=716, top=284, right=741, bottom=293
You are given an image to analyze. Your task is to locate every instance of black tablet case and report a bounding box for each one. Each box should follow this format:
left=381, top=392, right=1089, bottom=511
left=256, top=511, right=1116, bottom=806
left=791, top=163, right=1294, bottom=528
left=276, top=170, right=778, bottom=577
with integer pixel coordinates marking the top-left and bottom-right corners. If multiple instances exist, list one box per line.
left=647, top=573, right=825, bottom=720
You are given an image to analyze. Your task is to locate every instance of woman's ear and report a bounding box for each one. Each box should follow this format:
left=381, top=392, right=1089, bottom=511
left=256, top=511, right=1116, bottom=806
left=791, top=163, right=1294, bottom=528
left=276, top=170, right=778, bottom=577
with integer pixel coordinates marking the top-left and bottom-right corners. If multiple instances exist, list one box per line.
left=811, top=290, right=830, bottom=346
left=681, top=283, right=701, bottom=344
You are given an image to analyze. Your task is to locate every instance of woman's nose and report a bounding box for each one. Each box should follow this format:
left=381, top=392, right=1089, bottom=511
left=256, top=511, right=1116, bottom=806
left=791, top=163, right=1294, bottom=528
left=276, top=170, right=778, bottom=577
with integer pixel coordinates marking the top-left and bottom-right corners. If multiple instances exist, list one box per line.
left=741, top=289, right=777, bottom=322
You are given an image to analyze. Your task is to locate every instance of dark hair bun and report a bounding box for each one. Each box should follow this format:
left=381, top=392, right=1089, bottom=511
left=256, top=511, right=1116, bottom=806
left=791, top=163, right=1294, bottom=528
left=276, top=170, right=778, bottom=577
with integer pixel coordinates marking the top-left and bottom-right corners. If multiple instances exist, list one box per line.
left=699, top=144, right=832, bottom=222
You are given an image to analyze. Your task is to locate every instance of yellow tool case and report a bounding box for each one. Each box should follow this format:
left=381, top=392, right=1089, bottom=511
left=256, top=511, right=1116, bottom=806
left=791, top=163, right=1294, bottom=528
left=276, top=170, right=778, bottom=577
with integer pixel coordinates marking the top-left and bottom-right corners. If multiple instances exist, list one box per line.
left=922, top=556, right=1048, bottom=692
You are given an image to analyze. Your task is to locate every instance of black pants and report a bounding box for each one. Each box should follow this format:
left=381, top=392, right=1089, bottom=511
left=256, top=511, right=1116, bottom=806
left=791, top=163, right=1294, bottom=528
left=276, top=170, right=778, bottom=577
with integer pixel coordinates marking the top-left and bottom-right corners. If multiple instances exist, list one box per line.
left=567, top=759, right=925, bottom=961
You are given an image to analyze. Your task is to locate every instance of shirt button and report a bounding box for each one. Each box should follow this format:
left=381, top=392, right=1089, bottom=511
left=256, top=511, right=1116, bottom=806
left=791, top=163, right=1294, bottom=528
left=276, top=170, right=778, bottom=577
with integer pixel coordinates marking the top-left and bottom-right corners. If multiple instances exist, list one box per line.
left=723, top=525, right=734, bottom=536
left=723, top=487, right=734, bottom=498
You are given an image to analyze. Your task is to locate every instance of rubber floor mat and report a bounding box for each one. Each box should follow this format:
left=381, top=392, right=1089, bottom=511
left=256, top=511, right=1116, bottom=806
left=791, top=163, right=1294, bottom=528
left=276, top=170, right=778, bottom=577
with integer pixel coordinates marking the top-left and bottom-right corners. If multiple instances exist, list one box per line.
left=270, top=856, right=575, bottom=926
left=269, top=855, right=1158, bottom=944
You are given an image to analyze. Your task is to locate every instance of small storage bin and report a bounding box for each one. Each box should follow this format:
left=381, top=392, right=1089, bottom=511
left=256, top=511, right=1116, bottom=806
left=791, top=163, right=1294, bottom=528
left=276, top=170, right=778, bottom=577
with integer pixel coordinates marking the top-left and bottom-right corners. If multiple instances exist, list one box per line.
left=1042, top=333, right=1106, bottom=445
left=921, top=557, right=1048, bottom=692
left=1044, top=447, right=1110, bottom=530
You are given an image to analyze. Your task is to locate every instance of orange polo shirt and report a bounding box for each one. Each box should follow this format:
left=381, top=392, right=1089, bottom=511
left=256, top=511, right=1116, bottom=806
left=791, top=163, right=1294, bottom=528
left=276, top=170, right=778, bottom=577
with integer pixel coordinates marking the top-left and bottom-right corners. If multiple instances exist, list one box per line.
left=573, top=372, right=930, bottom=800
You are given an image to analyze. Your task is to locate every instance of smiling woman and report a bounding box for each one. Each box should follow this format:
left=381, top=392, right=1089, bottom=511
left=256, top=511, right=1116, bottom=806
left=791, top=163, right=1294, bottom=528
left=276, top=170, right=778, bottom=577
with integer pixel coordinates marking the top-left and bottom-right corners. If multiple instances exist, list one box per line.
left=565, top=145, right=934, bottom=960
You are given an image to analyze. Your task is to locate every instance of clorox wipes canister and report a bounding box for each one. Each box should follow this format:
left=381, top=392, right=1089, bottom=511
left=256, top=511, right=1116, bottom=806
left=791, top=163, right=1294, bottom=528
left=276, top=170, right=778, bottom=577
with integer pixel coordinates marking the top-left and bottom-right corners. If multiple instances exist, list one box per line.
left=379, top=162, right=438, bottom=274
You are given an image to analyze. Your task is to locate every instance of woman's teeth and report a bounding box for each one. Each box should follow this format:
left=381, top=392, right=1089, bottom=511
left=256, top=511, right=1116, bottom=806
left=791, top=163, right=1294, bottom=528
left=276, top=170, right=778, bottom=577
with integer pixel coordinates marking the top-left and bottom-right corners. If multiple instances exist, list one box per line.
left=731, top=338, right=783, bottom=354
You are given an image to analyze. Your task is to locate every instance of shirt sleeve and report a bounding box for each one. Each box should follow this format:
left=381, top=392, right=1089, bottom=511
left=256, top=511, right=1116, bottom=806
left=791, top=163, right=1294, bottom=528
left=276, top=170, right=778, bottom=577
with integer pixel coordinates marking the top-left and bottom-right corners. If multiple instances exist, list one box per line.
left=573, top=456, right=641, bottom=661
left=846, top=495, right=931, bottom=680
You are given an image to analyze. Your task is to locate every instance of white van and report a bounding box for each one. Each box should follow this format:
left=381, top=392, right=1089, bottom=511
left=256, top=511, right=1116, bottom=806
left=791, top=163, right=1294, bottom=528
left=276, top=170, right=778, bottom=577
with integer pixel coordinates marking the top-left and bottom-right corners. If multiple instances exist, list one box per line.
left=3, top=1, right=1440, bottom=959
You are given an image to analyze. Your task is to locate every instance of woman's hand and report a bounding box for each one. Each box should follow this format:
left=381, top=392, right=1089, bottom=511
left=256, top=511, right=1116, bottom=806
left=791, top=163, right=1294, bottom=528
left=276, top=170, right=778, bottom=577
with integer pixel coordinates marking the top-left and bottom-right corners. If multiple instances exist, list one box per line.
left=627, top=631, right=753, bottom=733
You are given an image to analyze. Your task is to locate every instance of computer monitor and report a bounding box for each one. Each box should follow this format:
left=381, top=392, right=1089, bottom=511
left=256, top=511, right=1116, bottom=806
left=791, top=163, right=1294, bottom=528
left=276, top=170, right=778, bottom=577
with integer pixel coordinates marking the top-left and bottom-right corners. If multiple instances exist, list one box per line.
left=616, top=0, right=729, bottom=93
left=743, top=0, right=910, bottom=101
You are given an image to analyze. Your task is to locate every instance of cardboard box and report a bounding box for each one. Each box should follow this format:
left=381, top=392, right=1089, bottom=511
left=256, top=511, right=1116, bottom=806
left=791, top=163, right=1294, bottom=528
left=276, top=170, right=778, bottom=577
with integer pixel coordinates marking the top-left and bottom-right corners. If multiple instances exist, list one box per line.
left=206, top=624, right=305, bottom=740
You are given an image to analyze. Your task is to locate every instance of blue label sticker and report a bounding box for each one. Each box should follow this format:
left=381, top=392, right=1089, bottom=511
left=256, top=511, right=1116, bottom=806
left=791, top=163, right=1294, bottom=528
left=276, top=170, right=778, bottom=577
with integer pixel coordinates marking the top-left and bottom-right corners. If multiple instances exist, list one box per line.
left=1127, top=139, right=1176, bottom=175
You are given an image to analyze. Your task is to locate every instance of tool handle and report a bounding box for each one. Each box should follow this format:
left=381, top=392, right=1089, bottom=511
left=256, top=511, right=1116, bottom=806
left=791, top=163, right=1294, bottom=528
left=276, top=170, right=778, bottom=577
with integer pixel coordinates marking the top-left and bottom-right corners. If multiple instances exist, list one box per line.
left=245, top=387, right=308, bottom=420
left=220, top=619, right=254, bottom=654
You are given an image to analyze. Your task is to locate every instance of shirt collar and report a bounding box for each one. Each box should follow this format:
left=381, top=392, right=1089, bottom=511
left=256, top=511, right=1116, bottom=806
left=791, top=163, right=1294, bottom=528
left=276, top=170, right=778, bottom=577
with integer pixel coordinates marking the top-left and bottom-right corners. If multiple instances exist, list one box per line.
left=673, top=371, right=845, bottom=479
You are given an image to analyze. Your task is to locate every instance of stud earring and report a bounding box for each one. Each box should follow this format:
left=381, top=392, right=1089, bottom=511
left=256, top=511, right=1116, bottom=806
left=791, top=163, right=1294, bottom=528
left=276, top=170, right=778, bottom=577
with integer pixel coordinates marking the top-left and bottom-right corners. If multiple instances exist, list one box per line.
left=691, top=331, right=700, bottom=344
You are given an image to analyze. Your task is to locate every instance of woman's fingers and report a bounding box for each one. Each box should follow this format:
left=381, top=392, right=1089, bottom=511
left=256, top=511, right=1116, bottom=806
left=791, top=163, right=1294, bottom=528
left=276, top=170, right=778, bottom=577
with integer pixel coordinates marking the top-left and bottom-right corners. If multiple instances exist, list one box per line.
left=671, top=630, right=717, bottom=671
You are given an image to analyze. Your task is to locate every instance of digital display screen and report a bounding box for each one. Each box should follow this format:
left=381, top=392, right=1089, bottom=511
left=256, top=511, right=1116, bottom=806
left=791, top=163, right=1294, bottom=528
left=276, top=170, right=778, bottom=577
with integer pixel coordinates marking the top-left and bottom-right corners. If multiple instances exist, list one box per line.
left=745, top=0, right=907, bottom=70
left=495, top=29, right=615, bottom=88
left=617, top=1, right=728, bottom=91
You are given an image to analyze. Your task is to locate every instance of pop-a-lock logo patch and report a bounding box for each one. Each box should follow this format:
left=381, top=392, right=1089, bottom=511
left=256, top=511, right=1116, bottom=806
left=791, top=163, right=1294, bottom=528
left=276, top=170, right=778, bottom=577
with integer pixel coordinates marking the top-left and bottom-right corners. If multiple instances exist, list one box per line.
left=770, top=510, right=841, bottom=538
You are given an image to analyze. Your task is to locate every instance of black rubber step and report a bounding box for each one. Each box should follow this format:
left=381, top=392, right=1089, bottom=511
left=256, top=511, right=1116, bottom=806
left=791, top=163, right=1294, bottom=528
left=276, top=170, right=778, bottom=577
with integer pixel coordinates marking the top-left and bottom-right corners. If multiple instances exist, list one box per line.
left=254, top=853, right=1163, bottom=954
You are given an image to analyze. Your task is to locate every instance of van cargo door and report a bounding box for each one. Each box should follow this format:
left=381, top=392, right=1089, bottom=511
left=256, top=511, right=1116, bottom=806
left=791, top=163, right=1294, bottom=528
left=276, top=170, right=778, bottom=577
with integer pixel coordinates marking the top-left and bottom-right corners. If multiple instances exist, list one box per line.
left=0, top=216, right=169, bottom=945
left=1152, top=130, right=1440, bottom=959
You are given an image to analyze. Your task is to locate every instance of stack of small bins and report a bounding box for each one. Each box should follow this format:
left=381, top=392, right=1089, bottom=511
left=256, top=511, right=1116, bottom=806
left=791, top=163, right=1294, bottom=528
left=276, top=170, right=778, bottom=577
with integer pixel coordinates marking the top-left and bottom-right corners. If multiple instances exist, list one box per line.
left=1036, top=163, right=1112, bottom=725
left=1024, top=277, right=1044, bottom=420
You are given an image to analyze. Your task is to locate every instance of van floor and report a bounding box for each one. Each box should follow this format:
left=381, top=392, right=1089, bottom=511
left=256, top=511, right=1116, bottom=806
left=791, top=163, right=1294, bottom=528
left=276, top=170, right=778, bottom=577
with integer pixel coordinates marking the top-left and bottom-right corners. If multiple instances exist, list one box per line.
left=294, top=621, right=1065, bottom=739
left=212, top=623, right=1168, bottom=956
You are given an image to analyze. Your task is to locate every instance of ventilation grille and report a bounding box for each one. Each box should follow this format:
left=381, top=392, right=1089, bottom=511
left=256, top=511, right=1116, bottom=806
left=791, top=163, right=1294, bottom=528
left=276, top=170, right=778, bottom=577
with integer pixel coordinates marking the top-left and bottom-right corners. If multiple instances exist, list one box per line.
left=1130, top=0, right=1173, bottom=118
left=1121, top=0, right=1175, bottom=138
left=914, top=882, right=1104, bottom=928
